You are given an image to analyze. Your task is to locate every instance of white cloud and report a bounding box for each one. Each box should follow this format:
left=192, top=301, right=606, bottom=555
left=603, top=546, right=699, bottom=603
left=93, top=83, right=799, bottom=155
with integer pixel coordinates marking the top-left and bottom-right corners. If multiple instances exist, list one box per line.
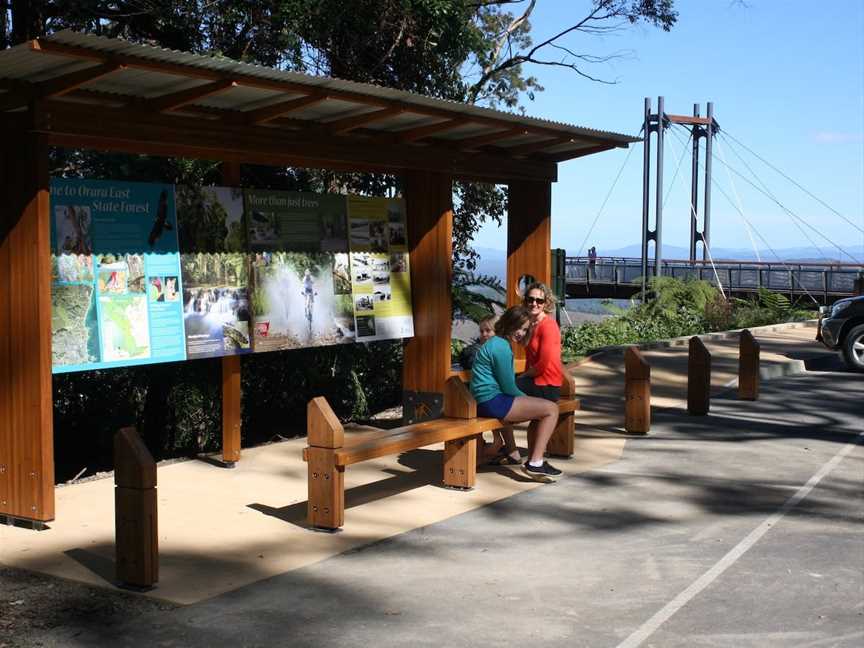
left=812, top=131, right=864, bottom=144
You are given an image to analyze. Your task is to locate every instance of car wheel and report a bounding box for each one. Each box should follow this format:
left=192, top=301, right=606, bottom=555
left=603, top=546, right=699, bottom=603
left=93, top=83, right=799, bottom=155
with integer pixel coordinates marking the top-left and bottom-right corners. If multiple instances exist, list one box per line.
left=841, top=323, right=864, bottom=372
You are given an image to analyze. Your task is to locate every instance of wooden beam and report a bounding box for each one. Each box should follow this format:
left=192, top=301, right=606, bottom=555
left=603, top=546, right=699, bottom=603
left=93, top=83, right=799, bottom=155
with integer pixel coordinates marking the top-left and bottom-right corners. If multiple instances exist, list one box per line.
left=545, top=143, right=620, bottom=163
left=396, top=118, right=470, bottom=143
left=38, top=100, right=557, bottom=183
left=507, top=180, right=552, bottom=361
left=326, top=107, right=403, bottom=135
left=0, top=62, right=125, bottom=111
left=220, top=161, right=243, bottom=465
left=139, top=79, right=237, bottom=113
left=40, top=61, right=126, bottom=97
left=456, top=128, right=526, bottom=151
left=0, top=128, right=54, bottom=522
left=245, top=93, right=328, bottom=125
left=402, top=171, right=453, bottom=408
left=505, top=136, right=572, bottom=158
left=666, top=114, right=712, bottom=126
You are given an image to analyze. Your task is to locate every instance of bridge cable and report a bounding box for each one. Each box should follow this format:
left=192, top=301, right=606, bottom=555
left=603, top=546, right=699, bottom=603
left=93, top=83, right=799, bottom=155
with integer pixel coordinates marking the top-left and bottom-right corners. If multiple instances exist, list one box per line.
left=703, top=161, right=821, bottom=304
left=697, top=129, right=862, bottom=264
left=712, top=132, right=861, bottom=265
left=666, top=126, right=727, bottom=298
left=716, top=130, right=830, bottom=262
left=714, top=135, right=763, bottom=262
left=573, top=128, right=641, bottom=261
left=668, top=126, right=820, bottom=306
left=721, top=129, right=864, bottom=236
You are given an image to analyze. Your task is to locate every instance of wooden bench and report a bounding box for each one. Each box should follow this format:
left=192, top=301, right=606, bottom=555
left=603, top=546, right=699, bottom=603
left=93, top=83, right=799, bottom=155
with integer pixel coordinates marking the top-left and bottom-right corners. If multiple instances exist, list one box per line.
left=303, top=373, right=580, bottom=531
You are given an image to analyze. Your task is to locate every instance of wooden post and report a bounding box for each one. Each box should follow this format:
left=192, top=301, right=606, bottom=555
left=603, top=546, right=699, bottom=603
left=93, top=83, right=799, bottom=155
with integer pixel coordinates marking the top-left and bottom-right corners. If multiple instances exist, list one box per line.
left=114, top=427, right=158, bottom=588
left=221, top=356, right=241, bottom=464
left=507, top=180, right=552, bottom=362
left=442, top=376, right=478, bottom=488
left=306, top=397, right=345, bottom=530
left=0, top=126, right=54, bottom=523
left=738, top=329, right=760, bottom=400
left=625, top=347, right=651, bottom=434
left=402, top=171, right=453, bottom=422
left=688, top=337, right=711, bottom=415
left=220, top=162, right=242, bottom=465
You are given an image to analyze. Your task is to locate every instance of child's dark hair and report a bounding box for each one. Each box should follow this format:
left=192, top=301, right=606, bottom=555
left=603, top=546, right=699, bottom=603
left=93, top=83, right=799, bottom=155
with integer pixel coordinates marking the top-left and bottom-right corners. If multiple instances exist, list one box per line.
left=494, top=305, right=530, bottom=338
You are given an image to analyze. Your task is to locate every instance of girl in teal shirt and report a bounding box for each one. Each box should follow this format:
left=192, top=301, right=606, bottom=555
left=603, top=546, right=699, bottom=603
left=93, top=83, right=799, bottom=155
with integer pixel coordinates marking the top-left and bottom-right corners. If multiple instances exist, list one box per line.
left=470, top=306, right=563, bottom=479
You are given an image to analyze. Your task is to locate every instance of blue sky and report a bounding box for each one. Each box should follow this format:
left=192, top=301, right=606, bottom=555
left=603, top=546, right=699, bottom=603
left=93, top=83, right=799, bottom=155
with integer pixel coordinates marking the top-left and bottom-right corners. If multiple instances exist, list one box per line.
left=471, top=0, right=864, bottom=260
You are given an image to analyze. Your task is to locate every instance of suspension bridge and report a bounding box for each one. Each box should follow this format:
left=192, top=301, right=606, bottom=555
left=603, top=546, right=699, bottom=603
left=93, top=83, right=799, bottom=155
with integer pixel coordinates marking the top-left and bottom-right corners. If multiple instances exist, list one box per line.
left=564, top=98, right=864, bottom=307
left=565, top=256, right=863, bottom=305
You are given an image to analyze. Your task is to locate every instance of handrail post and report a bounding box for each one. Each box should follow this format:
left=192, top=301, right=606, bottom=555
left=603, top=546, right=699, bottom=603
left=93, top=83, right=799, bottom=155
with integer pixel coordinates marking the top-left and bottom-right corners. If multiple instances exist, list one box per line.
left=688, top=337, right=711, bottom=415
left=625, top=346, right=651, bottom=434
left=114, top=427, right=158, bottom=588
left=738, top=329, right=760, bottom=400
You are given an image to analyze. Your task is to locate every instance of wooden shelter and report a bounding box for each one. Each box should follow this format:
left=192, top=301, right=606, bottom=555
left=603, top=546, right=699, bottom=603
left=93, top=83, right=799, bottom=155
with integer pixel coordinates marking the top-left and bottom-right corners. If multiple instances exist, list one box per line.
left=0, top=31, right=637, bottom=524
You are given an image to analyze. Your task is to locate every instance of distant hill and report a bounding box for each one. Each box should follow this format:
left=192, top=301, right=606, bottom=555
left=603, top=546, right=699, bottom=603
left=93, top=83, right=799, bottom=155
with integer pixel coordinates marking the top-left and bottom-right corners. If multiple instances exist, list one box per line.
left=468, top=244, right=863, bottom=284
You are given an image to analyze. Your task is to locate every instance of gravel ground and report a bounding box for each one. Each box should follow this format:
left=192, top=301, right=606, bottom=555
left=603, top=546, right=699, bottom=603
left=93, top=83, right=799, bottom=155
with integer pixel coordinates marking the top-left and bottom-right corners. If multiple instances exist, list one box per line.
left=0, top=566, right=177, bottom=648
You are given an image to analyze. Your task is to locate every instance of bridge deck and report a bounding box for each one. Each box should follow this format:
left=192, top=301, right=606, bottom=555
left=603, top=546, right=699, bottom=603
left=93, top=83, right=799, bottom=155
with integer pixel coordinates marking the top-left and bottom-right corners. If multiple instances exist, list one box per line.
left=566, top=256, right=863, bottom=304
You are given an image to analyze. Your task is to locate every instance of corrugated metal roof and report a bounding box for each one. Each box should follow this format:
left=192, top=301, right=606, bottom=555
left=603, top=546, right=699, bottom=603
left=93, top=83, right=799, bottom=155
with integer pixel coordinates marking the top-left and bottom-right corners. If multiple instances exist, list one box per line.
left=0, top=30, right=639, bottom=166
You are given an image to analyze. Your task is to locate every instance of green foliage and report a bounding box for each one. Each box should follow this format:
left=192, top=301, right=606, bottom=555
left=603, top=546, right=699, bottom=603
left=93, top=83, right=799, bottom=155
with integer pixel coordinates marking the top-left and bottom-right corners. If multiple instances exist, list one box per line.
left=452, top=269, right=505, bottom=321
left=451, top=338, right=466, bottom=364
left=561, top=278, right=816, bottom=360
left=643, top=276, right=719, bottom=318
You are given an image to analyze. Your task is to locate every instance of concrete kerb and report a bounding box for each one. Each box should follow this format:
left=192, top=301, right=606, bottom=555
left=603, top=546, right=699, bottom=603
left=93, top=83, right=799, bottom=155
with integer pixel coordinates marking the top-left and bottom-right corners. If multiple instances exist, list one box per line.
left=565, top=319, right=817, bottom=378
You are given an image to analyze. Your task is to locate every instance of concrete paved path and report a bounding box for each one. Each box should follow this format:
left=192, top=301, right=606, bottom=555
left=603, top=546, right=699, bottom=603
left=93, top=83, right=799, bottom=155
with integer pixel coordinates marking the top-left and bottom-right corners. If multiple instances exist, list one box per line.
left=36, top=349, right=863, bottom=647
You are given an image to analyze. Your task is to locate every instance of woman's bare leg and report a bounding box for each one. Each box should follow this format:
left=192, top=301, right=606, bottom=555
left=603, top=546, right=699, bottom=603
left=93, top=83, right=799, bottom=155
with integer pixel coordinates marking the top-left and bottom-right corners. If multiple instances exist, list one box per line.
left=503, top=396, right=558, bottom=463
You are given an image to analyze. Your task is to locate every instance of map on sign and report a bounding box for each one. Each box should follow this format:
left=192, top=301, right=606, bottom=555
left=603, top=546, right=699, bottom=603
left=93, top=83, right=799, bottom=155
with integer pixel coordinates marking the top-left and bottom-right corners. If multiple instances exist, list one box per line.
left=50, top=179, right=186, bottom=373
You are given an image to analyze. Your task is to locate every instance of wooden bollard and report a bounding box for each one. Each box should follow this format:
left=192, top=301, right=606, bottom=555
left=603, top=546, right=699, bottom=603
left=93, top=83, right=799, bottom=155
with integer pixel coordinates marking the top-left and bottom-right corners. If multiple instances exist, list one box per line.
left=114, top=427, right=158, bottom=588
left=306, top=398, right=346, bottom=530
left=738, top=329, right=760, bottom=400
left=687, top=337, right=711, bottom=415
left=625, top=346, right=651, bottom=434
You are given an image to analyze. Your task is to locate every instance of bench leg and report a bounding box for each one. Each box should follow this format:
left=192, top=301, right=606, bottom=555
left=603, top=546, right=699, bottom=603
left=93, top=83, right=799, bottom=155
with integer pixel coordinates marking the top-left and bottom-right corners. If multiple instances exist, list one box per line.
left=527, top=414, right=574, bottom=459
left=307, top=448, right=345, bottom=530
left=546, top=412, right=575, bottom=458
left=527, top=420, right=538, bottom=459
left=443, top=436, right=478, bottom=489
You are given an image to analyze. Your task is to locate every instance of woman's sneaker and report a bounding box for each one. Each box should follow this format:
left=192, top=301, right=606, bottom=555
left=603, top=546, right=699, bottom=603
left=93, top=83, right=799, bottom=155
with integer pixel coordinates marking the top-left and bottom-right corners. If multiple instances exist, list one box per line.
left=522, top=461, right=563, bottom=480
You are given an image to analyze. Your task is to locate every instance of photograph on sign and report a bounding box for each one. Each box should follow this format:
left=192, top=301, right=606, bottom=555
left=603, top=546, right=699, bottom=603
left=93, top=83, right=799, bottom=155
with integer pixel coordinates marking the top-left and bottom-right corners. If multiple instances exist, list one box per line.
left=177, top=186, right=252, bottom=359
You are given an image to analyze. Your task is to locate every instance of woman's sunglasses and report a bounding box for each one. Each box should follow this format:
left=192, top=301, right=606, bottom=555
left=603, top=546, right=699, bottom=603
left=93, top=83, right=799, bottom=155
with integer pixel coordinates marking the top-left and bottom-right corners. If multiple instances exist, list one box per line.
left=524, top=296, right=545, bottom=305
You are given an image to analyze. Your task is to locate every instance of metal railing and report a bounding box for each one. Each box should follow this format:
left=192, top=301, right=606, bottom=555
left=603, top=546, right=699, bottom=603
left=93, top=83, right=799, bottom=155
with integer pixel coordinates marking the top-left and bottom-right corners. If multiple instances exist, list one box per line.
left=566, top=256, right=864, bottom=299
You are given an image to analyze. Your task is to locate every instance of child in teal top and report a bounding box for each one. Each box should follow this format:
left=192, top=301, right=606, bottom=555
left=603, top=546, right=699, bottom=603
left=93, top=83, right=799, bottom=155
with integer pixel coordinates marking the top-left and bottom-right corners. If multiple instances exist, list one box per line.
left=470, top=335, right=525, bottom=404
left=468, top=305, right=564, bottom=480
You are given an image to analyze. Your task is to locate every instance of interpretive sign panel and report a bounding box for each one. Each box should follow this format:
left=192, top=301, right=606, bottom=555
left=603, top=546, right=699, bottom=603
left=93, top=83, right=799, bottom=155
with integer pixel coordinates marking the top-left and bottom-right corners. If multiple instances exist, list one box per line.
left=49, top=181, right=414, bottom=373
left=347, top=196, right=414, bottom=342
left=50, top=179, right=186, bottom=373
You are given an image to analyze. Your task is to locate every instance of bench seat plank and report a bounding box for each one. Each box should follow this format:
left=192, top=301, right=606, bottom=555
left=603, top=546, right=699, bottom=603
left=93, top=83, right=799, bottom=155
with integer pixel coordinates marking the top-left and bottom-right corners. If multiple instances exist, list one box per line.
left=336, top=417, right=502, bottom=466
left=333, top=397, right=579, bottom=466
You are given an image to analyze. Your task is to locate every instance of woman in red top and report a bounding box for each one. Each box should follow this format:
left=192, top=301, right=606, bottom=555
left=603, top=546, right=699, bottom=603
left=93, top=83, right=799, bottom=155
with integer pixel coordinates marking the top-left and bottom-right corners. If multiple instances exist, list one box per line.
left=517, top=281, right=564, bottom=401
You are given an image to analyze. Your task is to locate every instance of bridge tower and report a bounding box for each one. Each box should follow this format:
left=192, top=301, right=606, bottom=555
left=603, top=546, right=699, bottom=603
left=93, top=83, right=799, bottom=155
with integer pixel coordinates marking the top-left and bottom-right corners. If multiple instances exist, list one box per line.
left=641, top=97, right=719, bottom=298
